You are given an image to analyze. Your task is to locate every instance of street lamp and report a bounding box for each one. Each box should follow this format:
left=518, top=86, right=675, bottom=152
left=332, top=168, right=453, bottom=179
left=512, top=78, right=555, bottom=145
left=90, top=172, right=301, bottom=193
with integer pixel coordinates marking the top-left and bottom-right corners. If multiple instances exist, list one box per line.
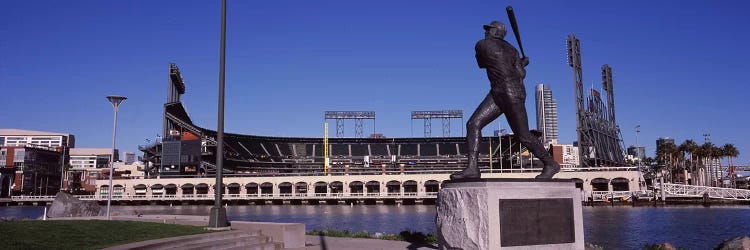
left=635, top=125, right=640, bottom=166
left=209, top=0, right=229, bottom=229
left=106, top=95, right=126, bottom=220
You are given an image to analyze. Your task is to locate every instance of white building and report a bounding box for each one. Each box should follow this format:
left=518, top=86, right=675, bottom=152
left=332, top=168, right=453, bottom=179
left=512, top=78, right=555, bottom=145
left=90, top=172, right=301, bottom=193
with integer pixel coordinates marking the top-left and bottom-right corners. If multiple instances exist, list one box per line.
left=69, top=148, right=118, bottom=169
left=552, top=144, right=579, bottom=168
left=535, top=84, right=559, bottom=146
left=0, top=128, right=75, bottom=148
left=114, top=161, right=145, bottom=179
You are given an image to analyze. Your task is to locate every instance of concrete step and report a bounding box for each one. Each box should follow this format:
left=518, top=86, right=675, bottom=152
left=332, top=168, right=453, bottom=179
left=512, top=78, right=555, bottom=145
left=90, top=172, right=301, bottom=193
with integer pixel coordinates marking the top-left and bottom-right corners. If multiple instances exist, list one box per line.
left=106, top=230, right=261, bottom=250
left=179, top=235, right=271, bottom=250
left=223, top=242, right=280, bottom=250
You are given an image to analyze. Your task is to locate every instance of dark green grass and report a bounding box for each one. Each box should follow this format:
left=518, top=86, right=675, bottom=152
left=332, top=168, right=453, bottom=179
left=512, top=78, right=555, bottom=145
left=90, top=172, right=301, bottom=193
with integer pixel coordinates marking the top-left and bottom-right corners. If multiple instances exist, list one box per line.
left=0, top=220, right=208, bottom=250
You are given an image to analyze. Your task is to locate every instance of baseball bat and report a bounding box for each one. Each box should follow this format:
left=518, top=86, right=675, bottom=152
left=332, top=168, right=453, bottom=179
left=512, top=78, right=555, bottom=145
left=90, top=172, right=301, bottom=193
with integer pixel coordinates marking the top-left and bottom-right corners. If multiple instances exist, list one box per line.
left=506, top=6, right=526, bottom=58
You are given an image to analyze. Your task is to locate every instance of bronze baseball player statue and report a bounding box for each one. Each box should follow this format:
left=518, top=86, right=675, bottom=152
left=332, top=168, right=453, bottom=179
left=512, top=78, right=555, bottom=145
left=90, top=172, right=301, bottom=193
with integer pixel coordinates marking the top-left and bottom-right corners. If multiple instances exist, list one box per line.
left=450, top=17, right=560, bottom=180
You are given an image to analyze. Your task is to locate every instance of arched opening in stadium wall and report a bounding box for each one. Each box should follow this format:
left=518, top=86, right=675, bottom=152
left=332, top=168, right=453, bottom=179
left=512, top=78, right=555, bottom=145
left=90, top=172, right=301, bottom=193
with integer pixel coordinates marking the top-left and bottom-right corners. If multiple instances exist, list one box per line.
left=424, top=180, right=440, bottom=193
left=349, top=181, right=364, bottom=194
left=227, top=183, right=241, bottom=194
left=279, top=182, right=293, bottom=195
left=386, top=181, right=401, bottom=195
left=245, top=183, right=258, bottom=195
left=403, top=180, right=418, bottom=193
left=366, top=181, right=380, bottom=194
left=260, top=182, right=273, bottom=195
left=196, top=183, right=209, bottom=194
left=150, top=184, right=164, bottom=196
left=134, top=184, right=147, bottom=195
left=295, top=182, right=307, bottom=195
left=165, top=184, right=177, bottom=195
left=314, top=182, right=327, bottom=195
left=611, top=178, right=630, bottom=191
left=330, top=181, right=344, bottom=194
left=591, top=178, right=609, bottom=191
left=181, top=183, right=193, bottom=195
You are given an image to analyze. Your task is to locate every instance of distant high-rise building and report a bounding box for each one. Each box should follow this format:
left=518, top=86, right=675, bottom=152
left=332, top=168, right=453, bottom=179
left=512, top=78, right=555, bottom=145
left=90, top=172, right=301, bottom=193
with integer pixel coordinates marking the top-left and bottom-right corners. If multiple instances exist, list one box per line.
left=535, top=84, right=558, bottom=146
left=627, top=146, right=646, bottom=161
left=656, top=137, right=675, bottom=149
left=124, top=152, right=136, bottom=164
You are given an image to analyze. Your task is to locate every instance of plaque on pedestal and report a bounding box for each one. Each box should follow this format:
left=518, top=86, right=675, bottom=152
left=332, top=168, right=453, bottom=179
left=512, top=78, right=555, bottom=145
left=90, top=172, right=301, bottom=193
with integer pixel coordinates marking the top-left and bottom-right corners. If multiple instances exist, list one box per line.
left=436, top=179, right=584, bottom=250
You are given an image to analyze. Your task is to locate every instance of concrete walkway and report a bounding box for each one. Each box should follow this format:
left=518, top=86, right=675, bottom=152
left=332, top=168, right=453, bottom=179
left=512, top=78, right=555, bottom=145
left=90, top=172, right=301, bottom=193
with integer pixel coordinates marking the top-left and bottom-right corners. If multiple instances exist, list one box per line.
left=292, top=235, right=438, bottom=250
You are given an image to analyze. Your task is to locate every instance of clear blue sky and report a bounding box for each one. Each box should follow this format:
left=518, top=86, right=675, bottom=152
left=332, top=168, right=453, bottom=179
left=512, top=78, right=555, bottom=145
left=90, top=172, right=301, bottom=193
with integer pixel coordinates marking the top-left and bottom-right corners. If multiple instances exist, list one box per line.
left=2, top=1, right=748, bottom=164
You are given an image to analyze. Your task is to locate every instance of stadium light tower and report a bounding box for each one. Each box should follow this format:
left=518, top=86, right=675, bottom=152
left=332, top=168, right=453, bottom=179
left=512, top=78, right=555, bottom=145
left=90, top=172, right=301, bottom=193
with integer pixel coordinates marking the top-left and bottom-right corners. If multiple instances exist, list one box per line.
left=209, top=0, right=229, bottom=229
left=105, top=95, right=126, bottom=220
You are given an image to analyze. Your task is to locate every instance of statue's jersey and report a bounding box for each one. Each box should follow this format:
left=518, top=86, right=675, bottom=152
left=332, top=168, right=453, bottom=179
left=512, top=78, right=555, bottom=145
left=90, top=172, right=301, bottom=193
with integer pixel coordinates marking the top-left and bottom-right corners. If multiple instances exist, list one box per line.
left=474, top=39, right=526, bottom=82
left=475, top=38, right=526, bottom=102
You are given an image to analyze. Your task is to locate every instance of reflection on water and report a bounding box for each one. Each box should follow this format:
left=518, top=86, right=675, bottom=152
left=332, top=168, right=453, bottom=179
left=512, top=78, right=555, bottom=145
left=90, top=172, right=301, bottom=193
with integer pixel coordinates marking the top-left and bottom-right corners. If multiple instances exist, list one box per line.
left=583, top=206, right=750, bottom=250
left=132, top=205, right=437, bottom=234
left=2, top=205, right=750, bottom=249
left=226, top=205, right=438, bottom=235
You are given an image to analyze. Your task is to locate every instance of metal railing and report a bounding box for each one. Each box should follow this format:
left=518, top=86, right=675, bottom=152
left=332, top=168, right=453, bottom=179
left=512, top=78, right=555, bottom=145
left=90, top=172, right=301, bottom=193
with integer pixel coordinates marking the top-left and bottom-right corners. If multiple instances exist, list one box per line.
left=589, top=191, right=634, bottom=201
left=658, top=183, right=750, bottom=201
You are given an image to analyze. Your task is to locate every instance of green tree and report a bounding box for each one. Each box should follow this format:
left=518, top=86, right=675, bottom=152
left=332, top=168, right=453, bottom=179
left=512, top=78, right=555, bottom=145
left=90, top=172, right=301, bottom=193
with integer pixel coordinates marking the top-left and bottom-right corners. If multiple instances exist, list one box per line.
left=712, top=145, right=722, bottom=186
left=699, top=142, right=717, bottom=186
left=656, top=142, right=678, bottom=183
left=722, top=144, right=740, bottom=187
left=679, top=139, right=699, bottom=184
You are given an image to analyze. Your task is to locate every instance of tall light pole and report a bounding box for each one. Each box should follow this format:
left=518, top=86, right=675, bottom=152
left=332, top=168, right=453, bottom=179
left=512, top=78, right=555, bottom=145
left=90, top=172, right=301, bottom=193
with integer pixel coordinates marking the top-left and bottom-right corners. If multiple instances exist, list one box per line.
left=209, top=0, right=229, bottom=229
left=106, top=95, right=126, bottom=220
left=635, top=125, right=640, bottom=165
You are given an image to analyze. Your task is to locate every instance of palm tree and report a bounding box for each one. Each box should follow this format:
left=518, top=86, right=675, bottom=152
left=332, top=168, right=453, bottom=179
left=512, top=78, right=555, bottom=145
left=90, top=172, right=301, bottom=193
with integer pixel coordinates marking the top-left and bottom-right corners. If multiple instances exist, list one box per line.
left=679, top=140, right=699, bottom=184
left=671, top=144, right=682, bottom=182
left=711, top=145, right=724, bottom=187
left=699, top=142, right=718, bottom=186
left=656, top=142, right=678, bottom=183
left=722, top=144, right=740, bottom=187
left=694, top=143, right=708, bottom=186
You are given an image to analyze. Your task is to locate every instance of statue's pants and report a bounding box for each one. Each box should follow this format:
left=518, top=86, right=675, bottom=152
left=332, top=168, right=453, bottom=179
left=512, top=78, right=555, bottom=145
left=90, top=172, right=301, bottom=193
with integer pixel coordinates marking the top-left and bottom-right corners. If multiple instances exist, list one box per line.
left=466, top=80, right=553, bottom=166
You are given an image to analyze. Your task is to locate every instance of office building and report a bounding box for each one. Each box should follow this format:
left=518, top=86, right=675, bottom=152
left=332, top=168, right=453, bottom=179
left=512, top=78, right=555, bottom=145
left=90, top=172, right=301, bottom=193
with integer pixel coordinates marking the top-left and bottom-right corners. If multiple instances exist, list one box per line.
left=69, top=148, right=118, bottom=169
left=627, top=146, right=646, bottom=161
left=535, top=84, right=559, bottom=146
left=551, top=144, right=579, bottom=168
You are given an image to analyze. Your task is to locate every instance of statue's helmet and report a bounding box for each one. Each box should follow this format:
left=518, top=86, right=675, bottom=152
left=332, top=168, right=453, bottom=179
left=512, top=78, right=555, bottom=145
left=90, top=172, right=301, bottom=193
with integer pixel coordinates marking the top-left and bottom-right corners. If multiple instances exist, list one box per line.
left=483, top=21, right=506, bottom=39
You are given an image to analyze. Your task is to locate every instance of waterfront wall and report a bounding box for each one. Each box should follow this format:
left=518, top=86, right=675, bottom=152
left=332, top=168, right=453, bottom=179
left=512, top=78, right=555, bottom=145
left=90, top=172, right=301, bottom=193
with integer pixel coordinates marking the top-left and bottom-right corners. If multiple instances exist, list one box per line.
left=99, top=171, right=641, bottom=197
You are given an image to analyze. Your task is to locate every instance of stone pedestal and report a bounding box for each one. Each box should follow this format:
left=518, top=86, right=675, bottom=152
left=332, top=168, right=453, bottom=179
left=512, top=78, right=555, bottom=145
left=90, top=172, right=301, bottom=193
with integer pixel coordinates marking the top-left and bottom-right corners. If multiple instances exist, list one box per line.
left=437, top=179, right=584, bottom=250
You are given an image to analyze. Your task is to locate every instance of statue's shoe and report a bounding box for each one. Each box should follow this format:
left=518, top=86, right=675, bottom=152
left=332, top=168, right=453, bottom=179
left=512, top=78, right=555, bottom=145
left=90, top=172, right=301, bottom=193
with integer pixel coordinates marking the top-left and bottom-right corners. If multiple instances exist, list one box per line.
left=450, top=168, right=481, bottom=180
left=535, top=163, right=560, bottom=179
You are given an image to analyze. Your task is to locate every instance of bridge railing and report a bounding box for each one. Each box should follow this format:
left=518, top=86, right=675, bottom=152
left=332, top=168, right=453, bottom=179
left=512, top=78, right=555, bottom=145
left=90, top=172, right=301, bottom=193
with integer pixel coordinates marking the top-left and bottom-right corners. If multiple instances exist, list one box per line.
left=658, top=183, right=750, bottom=200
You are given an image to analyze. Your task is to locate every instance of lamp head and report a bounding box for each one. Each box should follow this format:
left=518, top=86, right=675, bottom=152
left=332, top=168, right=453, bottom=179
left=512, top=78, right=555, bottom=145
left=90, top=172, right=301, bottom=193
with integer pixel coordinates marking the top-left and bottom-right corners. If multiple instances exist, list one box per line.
left=106, top=95, right=127, bottom=108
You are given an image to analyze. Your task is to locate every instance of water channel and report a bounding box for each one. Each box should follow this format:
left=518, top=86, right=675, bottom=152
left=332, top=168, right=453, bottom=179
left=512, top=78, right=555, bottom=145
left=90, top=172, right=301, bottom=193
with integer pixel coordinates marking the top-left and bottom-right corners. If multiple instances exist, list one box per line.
left=2, top=205, right=749, bottom=249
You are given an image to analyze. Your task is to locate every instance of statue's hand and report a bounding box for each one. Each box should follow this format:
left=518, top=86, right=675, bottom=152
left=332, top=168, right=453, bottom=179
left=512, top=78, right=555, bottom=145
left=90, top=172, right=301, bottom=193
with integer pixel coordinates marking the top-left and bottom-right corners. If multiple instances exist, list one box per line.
left=521, top=57, right=529, bottom=67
